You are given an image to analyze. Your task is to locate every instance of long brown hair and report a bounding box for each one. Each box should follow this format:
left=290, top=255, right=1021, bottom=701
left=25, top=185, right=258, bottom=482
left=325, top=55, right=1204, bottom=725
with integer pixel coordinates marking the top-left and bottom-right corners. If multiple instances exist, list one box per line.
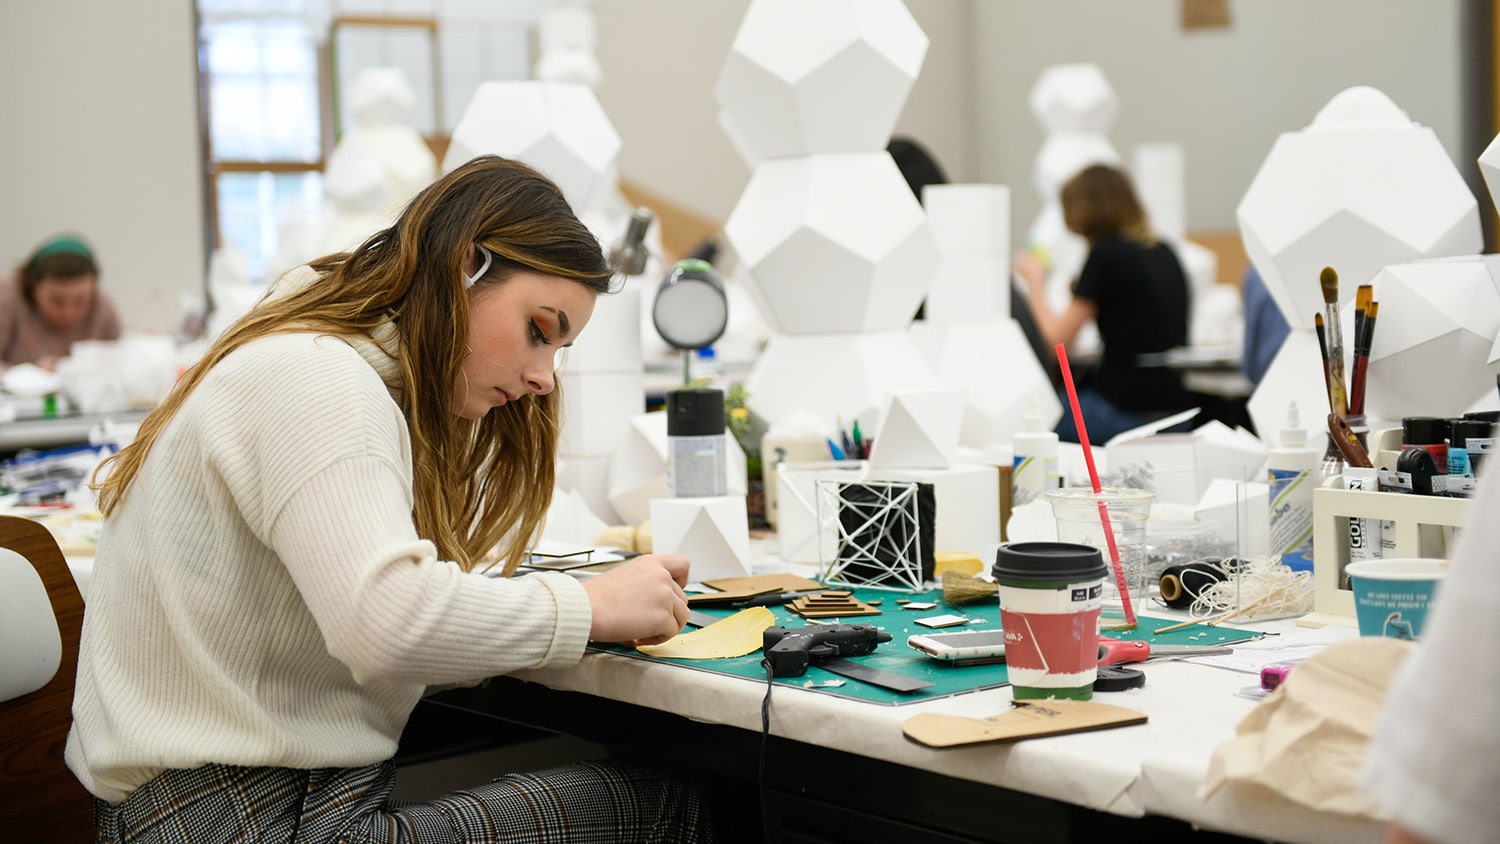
left=1060, top=163, right=1155, bottom=245
left=95, top=155, right=611, bottom=575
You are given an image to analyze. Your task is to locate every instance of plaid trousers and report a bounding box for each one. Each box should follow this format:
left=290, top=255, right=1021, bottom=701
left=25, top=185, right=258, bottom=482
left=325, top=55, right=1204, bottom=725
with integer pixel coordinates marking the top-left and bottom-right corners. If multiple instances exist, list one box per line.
left=93, top=759, right=712, bottom=843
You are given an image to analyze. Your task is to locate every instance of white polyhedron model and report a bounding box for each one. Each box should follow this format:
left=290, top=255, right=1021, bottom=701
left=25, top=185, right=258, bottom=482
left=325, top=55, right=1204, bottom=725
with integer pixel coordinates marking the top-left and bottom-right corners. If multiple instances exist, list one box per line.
left=1362, top=257, right=1500, bottom=420
left=649, top=497, right=753, bottom=581
left=443, top=80, right=621, bottom=211
left=715, top=0, right=927, bottom=162
left=921, top=184, right=1009, bottom=322
left=723, top=152, right=937, bottom=335
left=1029, top=63, right=1119, bottom=133
left=743, top=331, right=938, bottom=438
left=909, top=319, right=1063, bottom=448
left=1237, top=85, right=1481, bottom=330
left=534, top=1, right=602, bottom=88
left=865, top=388, right=964, bottom=470
left=331, top=68, right=437, bottom=218
left=1479, top=131, right=1500, bottom=215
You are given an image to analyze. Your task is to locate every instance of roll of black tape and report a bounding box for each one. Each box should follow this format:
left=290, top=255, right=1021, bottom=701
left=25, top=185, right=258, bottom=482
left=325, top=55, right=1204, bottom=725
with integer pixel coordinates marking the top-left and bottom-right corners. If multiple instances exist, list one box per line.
left=1158, top=558, right=1232, bottom=609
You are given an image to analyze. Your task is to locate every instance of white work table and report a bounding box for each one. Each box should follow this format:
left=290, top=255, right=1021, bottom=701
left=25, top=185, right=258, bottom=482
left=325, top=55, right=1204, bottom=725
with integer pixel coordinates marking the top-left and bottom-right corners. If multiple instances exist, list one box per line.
left=430, top=622, right=1380, bottom=844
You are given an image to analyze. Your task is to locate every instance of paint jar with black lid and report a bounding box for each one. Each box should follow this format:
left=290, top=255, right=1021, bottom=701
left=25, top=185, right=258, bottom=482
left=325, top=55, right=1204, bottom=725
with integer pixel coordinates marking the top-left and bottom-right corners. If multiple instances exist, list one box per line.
left=1401, top=417, right=1450, bottom=470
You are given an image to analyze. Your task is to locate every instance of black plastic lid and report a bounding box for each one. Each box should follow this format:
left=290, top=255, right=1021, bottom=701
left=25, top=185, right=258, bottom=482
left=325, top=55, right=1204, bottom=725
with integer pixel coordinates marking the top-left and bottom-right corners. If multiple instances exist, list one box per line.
left=993, top=541, right=1107, bottom=584
left=666, top=388, right=725, bottom=436
left=1463, top=410, right=1500, bottom=423
left=1402, top=416, right=1450, bottom=445
left=1452, top=419, right=1496, bottom=447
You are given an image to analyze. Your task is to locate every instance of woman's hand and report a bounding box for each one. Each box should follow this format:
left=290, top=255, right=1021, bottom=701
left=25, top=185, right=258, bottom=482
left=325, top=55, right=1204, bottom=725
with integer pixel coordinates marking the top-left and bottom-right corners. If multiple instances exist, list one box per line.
left=581, top=553, right=691, bottom=646
left=1013, top=249, right=1047, bottom=296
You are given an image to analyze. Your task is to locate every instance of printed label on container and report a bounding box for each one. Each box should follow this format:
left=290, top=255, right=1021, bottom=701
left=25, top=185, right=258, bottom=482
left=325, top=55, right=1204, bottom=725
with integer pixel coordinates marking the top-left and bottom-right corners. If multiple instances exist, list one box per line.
left=1267, top=467, right=1314, bottom=557
left=998, top=580, right=1102, bottom=688
left=1012, top=454, right=1060, bottom=507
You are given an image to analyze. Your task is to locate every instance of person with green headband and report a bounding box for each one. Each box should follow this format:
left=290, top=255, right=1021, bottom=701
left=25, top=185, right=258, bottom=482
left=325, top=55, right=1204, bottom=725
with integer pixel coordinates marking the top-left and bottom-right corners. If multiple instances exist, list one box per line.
left=1, top=233, right=122, bottom=371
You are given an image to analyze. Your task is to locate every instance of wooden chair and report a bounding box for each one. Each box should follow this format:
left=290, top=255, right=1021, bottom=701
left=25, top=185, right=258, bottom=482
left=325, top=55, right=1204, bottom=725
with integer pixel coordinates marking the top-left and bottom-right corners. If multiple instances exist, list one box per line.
left=0, top=515, right=95, bottom=841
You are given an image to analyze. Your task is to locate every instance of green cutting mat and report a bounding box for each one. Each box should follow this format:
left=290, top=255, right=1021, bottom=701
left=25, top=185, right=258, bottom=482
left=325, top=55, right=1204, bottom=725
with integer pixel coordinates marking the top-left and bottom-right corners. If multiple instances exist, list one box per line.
left=594, top=587, right=1261, bottom=706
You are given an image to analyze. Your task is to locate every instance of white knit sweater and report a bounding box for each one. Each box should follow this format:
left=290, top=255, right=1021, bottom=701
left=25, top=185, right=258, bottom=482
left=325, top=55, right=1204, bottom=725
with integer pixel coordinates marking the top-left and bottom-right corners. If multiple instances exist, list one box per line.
left=65, top=328, right=592, bottom=804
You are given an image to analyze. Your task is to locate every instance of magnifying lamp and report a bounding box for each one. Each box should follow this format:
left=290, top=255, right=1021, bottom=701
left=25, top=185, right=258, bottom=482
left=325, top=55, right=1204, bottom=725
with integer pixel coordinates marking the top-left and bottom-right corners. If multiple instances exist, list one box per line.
left=652, top=258, right=728, bottom=385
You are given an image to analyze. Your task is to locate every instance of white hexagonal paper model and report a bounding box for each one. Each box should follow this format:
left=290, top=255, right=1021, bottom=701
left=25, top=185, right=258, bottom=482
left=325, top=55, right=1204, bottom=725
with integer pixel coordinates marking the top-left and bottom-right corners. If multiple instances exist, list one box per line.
left=1363, top=258, right=1500, bottom=421
left=1237, top=85, right=1481, bottom=330
left=909, top=319, right=1063, bottom=449
left=724, top=152, right=937, bottom=334
left=347, top=67, right=416, bottom=128
left=443, top=80, right=621, bottom=211
left=1029, top=63, right=1118, bottom=133
left=1478, top=131, right=1500, bottom=217
left=649, top=497, right=753, bottom=582
left=716, top=0, right=927, bottom=161
left=744, top=331, right=938, bottom=435
left=866, top=387, right=964, bottom=470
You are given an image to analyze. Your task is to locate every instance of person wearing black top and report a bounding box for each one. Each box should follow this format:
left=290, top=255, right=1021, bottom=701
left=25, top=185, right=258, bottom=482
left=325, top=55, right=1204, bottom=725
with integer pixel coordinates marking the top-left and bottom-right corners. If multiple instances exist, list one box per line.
left=1015, top=163, right=1192, bottom=443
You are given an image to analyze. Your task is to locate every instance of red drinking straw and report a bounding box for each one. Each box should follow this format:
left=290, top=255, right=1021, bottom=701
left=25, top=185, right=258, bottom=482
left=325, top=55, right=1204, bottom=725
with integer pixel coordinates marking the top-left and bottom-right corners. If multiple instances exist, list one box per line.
left=1054, top=343, right=1137, bottom=628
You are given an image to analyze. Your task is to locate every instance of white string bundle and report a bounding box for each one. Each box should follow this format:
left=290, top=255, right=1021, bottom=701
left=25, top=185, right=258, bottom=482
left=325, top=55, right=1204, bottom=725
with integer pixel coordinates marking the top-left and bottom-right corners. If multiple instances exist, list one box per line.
left=1187, top=554, right=1314, bottom=622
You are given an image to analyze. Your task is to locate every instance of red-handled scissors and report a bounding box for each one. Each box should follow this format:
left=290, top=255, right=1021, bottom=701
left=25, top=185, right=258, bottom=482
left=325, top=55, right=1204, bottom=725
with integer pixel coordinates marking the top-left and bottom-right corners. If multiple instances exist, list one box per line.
left=1097, top=637, right=1234, bottom=666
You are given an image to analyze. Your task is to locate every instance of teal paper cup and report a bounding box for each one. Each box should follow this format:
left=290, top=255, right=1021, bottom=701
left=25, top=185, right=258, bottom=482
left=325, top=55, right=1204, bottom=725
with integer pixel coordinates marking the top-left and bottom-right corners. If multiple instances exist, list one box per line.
left=1345, top=558, right=1449, bottom=640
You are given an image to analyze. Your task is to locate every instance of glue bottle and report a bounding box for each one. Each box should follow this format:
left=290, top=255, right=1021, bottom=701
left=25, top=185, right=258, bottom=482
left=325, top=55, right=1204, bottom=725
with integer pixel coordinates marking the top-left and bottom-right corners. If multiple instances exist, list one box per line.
left=1267, top=402, right=1318, bottom=567
left=1012, top=402, right=1060, bottom=508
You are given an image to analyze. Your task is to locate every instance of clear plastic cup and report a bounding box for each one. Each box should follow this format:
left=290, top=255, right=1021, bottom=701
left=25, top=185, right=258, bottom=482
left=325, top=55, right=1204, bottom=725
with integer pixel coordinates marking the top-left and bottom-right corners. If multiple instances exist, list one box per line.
left=1044, top=487, right=1155, bottom=615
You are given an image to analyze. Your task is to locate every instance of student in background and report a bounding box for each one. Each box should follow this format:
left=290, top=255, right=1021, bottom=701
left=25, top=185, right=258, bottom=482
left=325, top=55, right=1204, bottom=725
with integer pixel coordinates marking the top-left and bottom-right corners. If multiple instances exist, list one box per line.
left=67, top=156, right=712, bottom=842
left=1014, top=163, right=1192, bottom=443
left=0, top=234, right=122, bottom=371
left=1241, top=263, right=1290, bottom=385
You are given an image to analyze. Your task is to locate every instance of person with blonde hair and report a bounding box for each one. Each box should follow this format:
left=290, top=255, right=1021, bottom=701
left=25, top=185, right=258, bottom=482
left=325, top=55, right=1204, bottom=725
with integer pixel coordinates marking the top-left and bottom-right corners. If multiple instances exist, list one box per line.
left=1, top=233, right=121, bottom=371
left=67, top=155, right=712, bottom=842
left=1015, top=163, right=1193, bottom=442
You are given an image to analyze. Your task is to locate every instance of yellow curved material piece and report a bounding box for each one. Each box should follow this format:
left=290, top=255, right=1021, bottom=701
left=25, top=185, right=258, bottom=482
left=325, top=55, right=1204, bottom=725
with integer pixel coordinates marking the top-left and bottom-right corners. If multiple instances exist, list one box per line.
left=635, top=606, right=776, bottom=659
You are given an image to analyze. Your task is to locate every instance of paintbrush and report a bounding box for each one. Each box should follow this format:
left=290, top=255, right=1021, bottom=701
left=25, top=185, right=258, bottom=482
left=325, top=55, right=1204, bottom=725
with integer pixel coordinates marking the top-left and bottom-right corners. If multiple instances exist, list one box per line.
left=1313, top=312, right=1331, bottom=401
left=1350, top=299, right=1378, bottom=417
left=1320, top=267, right=1348, bottom=418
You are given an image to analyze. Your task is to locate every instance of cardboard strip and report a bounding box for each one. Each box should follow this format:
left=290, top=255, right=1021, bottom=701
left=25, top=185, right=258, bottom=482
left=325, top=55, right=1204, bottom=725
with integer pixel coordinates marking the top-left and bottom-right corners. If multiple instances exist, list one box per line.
left=902, top=700, right=1148, bottom=747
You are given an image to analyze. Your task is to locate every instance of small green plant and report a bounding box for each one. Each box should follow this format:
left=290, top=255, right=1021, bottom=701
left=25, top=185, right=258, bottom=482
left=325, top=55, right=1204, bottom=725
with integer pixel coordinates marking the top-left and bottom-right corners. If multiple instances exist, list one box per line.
left=723, top=381, right=761, bottom=476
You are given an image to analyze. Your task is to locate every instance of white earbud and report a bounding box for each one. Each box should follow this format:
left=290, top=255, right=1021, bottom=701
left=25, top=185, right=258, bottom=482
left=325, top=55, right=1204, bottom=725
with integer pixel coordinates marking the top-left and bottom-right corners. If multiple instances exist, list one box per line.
left=465, top=244, right=494, bottom=288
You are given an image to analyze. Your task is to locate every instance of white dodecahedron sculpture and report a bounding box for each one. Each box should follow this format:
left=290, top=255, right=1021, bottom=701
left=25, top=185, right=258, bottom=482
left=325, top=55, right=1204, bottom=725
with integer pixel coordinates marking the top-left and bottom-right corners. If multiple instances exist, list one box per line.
left=743, top=331, right=938, bottom=434
left=922, top=184, right=1009, bottom=322
left=724, top=152, right=938, bottom=335
left=534, top=2, right=602, bottom=88
left=1478, top=131, right=1500, bottom=217
left=1029, top=63, right=1118, bottom=133
left=1364, top=257, right=1500, bottom=420
left=443, top=80, right=621, bottom=211
left=347, top=66, right=416, bottom=128
left=715, top=0, right=927, bottom=162
left=1237, top=85, right=1482, bottom=330
left=333, top=68, right=437, bottom=217
left=909, top=319, right=1063, bottom=449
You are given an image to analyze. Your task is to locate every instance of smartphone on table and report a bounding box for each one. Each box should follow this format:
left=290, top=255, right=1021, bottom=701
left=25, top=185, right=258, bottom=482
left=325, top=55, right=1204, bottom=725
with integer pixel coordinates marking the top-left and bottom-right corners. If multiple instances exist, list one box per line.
left=907, top=629, right=1008, bottom=665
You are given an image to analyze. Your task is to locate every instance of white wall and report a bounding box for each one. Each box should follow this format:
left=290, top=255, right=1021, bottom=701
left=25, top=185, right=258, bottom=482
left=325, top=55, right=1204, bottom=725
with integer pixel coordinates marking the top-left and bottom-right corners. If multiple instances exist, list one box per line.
left=0, top=0, right=205, bottom=335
